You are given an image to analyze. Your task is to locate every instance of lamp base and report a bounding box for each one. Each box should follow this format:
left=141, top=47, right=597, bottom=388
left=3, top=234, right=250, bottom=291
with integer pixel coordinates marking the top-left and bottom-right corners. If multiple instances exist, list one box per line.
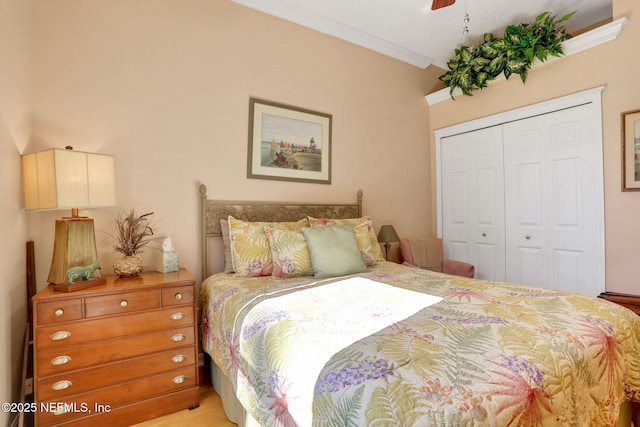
left=53, top=277, right=106, bottom=293
left=48, top=217, right=101, bottom=285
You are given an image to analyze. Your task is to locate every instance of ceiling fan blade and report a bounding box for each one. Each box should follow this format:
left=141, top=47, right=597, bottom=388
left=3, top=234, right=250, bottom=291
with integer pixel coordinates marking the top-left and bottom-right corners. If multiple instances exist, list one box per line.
left=431, top=0, right=455, bottom=10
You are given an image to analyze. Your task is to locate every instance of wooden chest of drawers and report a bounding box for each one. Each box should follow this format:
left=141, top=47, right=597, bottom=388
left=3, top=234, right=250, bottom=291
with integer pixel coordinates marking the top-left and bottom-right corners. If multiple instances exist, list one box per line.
left=598, top=292, right=640, bottom=315
left=32, top=269, right=199, bottom=426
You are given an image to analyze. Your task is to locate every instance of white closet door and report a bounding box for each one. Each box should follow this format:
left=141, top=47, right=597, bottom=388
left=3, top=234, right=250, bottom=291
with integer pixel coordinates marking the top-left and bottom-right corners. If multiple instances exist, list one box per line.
left=503, top=103, right=602, bottom=295
left=441, top=126, right=505, bottom=281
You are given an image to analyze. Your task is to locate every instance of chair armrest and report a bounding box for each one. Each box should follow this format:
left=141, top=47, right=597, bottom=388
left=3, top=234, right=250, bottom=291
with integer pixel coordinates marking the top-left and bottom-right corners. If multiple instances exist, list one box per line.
left=402, top=261, right=419, bottom=268
left=443, top=259, right=475, bottom=278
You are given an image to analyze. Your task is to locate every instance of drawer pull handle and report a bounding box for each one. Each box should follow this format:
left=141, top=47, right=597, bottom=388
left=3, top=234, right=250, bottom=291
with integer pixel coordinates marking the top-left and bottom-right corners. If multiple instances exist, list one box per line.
left=175, top=293, right=183, bottom=300
left=172, top=375, right=187, bottom=384
left=50, top=355, right=71, bottom=366
left=52, top=406, right=68, bottom=416
left=170, top=312, right=185, bottom=321
left=171, top=333, right=185, bottom=342
left=54, top=309, right=64, bottom=317
left=50, top=331, right=71, bottom=341
left=120, top=300, right=128, bottom=307
left=172, top=354, right=186, bottom=363
left=51, top=380, right=72, bottom=391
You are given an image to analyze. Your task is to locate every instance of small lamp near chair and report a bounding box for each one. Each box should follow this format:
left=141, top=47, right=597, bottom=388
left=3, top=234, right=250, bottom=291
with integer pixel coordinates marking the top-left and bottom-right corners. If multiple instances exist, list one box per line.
left=22, top=146, right=116, bottom=286
left=377, top=224, right=400, bottom=261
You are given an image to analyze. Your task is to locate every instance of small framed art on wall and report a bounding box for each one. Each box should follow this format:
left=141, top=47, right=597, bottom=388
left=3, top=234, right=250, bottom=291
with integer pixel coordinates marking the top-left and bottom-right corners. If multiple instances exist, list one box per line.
left=622, top=109, right=640, bottom=191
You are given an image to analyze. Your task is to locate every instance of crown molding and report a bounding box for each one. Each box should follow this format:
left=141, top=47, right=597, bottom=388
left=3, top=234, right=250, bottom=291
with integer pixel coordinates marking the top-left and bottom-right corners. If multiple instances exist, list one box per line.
left=426, top=17, right=628, bottom=106
left=231, top=0, right=434, bottom=68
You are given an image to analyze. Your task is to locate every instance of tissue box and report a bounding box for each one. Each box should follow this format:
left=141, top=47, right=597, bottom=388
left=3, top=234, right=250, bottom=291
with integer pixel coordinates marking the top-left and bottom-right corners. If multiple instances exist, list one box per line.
left=156, top=251, right=179, bottom=273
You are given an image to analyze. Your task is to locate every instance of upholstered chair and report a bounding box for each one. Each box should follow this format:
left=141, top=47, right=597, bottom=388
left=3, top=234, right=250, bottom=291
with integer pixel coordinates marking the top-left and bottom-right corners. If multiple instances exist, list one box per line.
left=399, top=236, right=475, bottom=278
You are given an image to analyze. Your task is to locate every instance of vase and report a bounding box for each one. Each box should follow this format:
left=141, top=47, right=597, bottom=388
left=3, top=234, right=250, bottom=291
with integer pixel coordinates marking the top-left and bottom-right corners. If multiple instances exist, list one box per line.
left=113, top=255, right=144, bottom=277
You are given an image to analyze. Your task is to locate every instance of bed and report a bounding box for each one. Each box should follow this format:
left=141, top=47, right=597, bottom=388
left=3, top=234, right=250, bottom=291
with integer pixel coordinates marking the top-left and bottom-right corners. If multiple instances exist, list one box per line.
left=198, top=184, right=640, bottom=427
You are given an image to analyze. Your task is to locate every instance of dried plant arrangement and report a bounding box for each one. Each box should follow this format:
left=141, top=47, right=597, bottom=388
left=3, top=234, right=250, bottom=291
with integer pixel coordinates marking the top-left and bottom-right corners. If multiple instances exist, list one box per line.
left=113, top=209, right=155, bottom=256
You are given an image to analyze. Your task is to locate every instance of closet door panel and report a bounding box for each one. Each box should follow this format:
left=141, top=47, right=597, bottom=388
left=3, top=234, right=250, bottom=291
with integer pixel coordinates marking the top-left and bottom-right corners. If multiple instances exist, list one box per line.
left=503, top=104, right=601, bottom=295
left=450, top=172, right=467, bottom=224
left=553, top=158, right=581, bottom=227
left=515, top=247, right=545, bottom=287
left=441, top=142, right=471, bottom=266
left=476, top=243, right=499, bottom=280
left=441, top=126, right=505, bottom=281
left=505, top=158, right=547, bottom=287
left=553, top=249, right=583, bottom=294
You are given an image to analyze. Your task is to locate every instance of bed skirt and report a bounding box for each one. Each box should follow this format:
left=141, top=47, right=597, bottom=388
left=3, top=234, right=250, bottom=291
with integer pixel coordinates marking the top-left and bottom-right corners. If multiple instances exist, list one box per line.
left=211, top=362, right=262, bottom=427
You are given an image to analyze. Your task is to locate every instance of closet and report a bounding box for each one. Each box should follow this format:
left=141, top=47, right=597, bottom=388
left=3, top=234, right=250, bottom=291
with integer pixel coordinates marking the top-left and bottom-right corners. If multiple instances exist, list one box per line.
left=436, top=88, right=605, bottom=296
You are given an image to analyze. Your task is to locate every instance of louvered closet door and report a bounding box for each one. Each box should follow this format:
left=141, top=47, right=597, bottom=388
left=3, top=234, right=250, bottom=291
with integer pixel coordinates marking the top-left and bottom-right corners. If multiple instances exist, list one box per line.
left=441, top=126, right=505, bottom=281
left=503, top=103, right=602, bottom=295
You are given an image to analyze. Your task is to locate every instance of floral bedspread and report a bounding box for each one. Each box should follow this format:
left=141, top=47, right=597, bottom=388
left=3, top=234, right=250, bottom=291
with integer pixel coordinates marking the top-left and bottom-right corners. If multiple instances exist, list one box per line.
left=201, top=261, right=640, bottom=426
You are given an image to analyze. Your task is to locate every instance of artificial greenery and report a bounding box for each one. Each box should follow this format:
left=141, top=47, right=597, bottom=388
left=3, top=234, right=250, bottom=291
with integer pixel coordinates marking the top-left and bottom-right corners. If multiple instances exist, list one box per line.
left=439, top=11, right=575, bottom=98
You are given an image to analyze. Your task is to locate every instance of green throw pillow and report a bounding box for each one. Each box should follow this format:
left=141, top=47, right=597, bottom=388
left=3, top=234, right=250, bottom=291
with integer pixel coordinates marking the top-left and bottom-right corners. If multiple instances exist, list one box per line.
left=302, top=225, right=367, bottom=278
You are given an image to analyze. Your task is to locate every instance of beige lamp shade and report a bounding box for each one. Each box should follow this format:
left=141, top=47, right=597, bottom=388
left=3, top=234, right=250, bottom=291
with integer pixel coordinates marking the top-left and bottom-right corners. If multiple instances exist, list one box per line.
left=377, top=225, right=400, bottom=244
left=21, top=148, right=116, bottom=285
left=22, top=148, right=116, bottom=211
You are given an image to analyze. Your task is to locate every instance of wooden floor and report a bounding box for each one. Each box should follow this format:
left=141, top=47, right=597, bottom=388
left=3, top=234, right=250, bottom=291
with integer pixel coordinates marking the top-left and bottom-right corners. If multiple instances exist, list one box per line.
left=131, top=383, right=237, bottom=427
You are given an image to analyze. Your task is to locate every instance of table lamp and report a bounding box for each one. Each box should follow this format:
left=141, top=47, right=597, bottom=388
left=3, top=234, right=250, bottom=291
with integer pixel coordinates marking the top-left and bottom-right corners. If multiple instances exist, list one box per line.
left=377, top=224, right=400, bottom=261
left=22, top=147, right=116, bottom=285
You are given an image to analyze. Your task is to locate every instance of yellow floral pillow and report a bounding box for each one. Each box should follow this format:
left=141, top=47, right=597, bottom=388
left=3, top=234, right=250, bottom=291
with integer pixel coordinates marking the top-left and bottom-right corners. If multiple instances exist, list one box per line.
left=266, top=227, right=313, bottom=278
left=307, top=216, right=384, bottom=265
left=228, top=216, right=309, bottom=277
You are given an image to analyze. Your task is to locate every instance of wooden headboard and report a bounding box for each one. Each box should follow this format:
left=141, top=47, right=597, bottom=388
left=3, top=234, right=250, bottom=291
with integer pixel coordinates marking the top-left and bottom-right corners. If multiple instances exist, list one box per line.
left=199, top=184, right=363, bottom=279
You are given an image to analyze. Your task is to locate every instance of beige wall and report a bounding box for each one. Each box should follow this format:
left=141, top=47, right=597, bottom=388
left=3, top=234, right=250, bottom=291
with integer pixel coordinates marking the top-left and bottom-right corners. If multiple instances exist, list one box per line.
left=6, top=0, right=638, bottom=414
left=429, top=0, right=640, bottom=294
left=0, top=0, right=32, bottom=424
left=29, top=0, right=441, bottom=287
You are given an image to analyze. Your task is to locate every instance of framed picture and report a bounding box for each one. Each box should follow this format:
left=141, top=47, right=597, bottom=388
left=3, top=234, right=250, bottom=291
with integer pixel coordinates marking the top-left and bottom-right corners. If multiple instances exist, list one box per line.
left=247, top=98, right=331, bottom=184
left=622, top=109, right=640, bottom=191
